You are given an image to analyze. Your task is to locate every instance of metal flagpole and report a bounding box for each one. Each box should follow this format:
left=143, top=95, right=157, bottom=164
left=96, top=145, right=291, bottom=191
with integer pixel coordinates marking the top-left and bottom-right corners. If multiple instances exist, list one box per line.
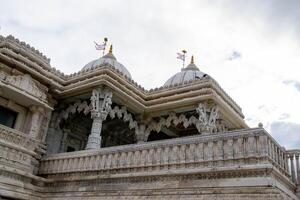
left=182, top=50, right=187, bottom=69
left=103, top=38, right=108, bottom=56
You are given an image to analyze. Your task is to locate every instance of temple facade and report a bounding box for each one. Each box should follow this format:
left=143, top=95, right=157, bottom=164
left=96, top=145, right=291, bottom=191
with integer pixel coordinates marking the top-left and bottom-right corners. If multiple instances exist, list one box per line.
left=0, top=34, right=299, bottom=199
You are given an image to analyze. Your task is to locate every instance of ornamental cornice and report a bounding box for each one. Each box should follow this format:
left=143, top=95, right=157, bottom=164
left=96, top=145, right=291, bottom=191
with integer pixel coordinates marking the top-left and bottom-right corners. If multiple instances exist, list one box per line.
left=1, top=35, right=50, bottom=64
left=0, top=35, right=245, bottom=125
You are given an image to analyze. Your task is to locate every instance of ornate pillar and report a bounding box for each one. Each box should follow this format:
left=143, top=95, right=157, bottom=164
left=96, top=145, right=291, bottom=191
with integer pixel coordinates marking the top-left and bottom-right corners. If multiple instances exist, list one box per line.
left=29, top=106, right=44, bottom=138
left=86, top=87, right=112, bottom=150
left=295, top=154, right=300, bottom=184
left=289, top=154, right=297, bottom=183
left=135, top=124, right=147, bottom=143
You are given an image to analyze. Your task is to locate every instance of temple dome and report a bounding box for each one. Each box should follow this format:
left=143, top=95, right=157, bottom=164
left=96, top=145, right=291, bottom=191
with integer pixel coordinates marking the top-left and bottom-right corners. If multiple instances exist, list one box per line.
left=81, top=45, right=132, bottom=78
left=164, top=56, right=207, bottom=86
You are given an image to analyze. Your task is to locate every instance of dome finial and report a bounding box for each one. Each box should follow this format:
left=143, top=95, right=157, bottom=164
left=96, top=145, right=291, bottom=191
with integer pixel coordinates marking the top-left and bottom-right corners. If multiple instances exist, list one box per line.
left=109, top=45, right=113, bottom=54
left=190, top=55, right=194, bottom=64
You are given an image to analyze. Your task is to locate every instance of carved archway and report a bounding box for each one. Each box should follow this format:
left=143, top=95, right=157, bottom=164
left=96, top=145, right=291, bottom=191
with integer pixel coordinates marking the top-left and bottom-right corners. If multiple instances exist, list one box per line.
left=56, top=101, right=139, bottom=132
left=143, top=102, right=228, bottom=141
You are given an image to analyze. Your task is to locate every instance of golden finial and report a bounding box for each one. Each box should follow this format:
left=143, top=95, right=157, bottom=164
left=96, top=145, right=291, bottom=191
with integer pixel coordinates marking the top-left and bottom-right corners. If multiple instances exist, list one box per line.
left=109, top=45, right=113, bottom=54
left=190, top=55, right=194, bottom=64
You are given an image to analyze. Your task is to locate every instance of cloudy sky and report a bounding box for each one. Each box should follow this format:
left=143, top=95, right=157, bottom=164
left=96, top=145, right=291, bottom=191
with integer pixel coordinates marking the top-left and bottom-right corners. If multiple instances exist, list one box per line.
left=1, top=0, right=300, bottom=148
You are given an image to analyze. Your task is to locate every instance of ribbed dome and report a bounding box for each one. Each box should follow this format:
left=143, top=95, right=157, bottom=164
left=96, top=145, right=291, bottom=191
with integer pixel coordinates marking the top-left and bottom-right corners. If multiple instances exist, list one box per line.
left=81, top=46, right=132, bottom=78
left=164, top=56, right=207, bottom=86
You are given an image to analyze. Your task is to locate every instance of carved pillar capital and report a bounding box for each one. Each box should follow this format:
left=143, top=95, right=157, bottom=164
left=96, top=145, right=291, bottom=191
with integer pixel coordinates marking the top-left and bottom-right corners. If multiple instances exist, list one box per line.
left=90, top=87, right=112, bottom=120
left=29, top=105, right=45, bottom=114
left=195, top=102, right=219, bottom=134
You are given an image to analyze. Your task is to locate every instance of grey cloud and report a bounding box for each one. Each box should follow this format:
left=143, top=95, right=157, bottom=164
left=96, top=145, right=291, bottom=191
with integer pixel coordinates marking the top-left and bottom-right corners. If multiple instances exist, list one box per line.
left=270, top=121, right=300, bottom=149
left=227, top=51, right=241, bottom=61
left=218, top=0, right=300, bottom=39
left=278, top=113, right=290, bottom=120
left=283, top=80, right=300, bottom=92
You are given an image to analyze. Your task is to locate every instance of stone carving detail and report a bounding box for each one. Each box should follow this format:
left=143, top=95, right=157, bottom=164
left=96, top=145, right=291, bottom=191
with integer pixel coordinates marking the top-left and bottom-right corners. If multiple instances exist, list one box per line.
left=60, top=101, right=91, bottom=120
left=0, top=124, right=38, bottom=151
left=195, top=102, right=219, bottom=134
left=86, top=87, right=112, bottom=149
left=1, top=72, right=47, bottom=101
left=59, top=102, right=138, bottom=129
left=145, top=112, right=198, bottom=135
left=39, top=129, right=292, bottom=182
left=90, top=87, right=112, bottom=119
left=109, top=105, right=138, bottom=130
left=135, top=124, right=146, bottom=143
left=145, top=103, right=222, bottom=139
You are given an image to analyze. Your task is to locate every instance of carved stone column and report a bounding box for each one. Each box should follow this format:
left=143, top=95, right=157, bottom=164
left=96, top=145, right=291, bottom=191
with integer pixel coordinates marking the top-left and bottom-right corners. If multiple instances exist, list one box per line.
left=135, top=124, right=147, bottom=143
left=295, top=154, right=300, bottom=184
left=86, top=87, right=112, bottom=150
left=289, top=154, right=296, bottom=183
left=29, top=106, right=44, bottom=138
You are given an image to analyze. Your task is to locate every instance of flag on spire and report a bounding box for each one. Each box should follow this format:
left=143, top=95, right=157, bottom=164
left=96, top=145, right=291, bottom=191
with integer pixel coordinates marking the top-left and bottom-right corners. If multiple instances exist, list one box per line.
left=94, top=38, right=108, bottom=56
left=177, top=50, right=187, bottom=68
left=176, top=52, right=185, bottom=61
left=94, top=41, right=106, bottom=50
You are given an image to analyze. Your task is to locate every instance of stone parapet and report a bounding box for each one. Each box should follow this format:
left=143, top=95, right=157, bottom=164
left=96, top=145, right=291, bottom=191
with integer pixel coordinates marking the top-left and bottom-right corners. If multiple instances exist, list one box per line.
left=0, top=124, right=41, bottom=173
left=39, top=128, right=290, bottom=180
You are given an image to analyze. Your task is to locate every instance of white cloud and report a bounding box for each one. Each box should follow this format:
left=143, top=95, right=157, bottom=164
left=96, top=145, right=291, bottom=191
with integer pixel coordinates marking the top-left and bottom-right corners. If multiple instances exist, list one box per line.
left=1, top=0, right=300, bottom=148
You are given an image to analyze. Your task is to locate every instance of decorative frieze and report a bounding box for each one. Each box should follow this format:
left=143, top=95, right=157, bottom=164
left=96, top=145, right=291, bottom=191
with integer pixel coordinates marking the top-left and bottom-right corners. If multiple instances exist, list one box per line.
left=0, top=72, right=47, bottom=102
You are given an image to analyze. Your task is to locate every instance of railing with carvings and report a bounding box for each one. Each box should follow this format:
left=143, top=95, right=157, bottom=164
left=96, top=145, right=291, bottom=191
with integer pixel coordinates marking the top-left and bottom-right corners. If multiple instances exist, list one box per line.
left=287, top=149, right=300, bottom=185
left=0, top=124, right=41, bottom=173
left=39, top=127, right=292, bottom=182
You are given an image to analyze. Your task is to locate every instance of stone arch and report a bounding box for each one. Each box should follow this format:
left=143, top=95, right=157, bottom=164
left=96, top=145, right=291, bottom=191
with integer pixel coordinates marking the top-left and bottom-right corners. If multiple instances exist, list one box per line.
left=145, top=112, right=198, bottom=136
left=108, top=105, right=138, bottom=130
left=57, top=101, right=139, bottom=132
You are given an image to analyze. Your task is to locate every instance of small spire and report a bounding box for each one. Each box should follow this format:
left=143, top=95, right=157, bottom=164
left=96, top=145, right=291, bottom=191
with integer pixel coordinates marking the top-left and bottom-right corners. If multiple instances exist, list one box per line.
left=181, top=55, right=199, bottom=71
left=109, top=45, right=113, bottom=54
left=190, top=55, right=194, bottom=64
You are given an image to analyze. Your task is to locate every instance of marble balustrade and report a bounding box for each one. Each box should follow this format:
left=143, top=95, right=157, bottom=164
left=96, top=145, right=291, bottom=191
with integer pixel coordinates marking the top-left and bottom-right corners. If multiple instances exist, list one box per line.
left=2, top=123, right=297, bottom=185
left=287, top=149, right=300, bottom=185
left=39, top=128, right=292, bottom=181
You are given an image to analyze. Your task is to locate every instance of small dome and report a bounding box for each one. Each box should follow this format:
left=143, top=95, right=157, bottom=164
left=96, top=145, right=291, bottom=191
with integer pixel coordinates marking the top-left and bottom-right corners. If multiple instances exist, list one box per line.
left=81, top=45, right=132, bottom=78
left=164, top=56, right=207, bottom=86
